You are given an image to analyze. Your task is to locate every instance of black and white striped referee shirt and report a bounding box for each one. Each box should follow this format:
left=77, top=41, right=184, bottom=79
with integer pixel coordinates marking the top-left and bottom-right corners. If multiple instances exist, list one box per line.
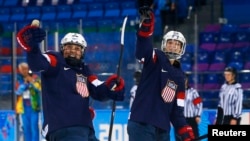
left=218, top=82, right=243, bottom=119
left=184, top=87, right=203, bottom=118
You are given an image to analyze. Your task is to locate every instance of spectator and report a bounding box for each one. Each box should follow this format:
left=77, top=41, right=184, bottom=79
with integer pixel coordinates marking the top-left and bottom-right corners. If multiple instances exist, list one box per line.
left=153, top=0, right=188, bottom=34
left=16, top=62, right=41, bottom=141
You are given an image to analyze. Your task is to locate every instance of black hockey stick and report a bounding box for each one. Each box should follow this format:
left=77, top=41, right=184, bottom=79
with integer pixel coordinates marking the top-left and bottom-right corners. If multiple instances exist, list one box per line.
left=108, top=16, right=128, bottom=141
left=215, top=107, right=224, bottom=125
left=192, top=107, right=224, bottom=141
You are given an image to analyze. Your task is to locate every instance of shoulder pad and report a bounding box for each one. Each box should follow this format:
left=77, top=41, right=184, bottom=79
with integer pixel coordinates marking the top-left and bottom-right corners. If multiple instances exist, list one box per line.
left=235, top=83, right=242, bottom=89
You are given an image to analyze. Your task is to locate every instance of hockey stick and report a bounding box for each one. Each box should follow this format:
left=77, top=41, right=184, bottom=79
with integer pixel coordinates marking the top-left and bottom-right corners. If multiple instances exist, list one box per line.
left=108, top=16, right=128, bottom=141
left=192, top=107, right=224, bottom=141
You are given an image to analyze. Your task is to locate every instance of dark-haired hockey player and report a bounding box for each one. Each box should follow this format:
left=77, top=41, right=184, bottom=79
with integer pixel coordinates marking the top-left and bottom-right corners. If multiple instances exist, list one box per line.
left=127, top=5, right=195, bottom=141
left=16, top=24, right=125, bottom=141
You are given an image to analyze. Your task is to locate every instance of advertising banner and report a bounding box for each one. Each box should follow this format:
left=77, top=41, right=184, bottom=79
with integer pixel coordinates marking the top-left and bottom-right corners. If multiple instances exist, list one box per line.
left=0, top=110, right=16, bottom=141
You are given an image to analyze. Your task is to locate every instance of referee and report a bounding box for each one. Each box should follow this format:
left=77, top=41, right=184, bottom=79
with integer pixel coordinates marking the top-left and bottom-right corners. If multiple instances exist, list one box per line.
left=175, top=74, right=203, bottom=141
left=218, top=67, right=243, bottom=125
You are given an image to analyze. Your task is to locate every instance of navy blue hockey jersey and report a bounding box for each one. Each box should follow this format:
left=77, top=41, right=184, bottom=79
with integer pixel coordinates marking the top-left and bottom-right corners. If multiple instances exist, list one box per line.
left=26, top=48, right=113, bottom=139
left=129, top=35, right=188, bottom=132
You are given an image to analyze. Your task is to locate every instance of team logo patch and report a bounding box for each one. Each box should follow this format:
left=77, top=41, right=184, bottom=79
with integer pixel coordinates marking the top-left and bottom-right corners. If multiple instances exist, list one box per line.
left=76, top=74, right=89, bottom=98
left=161, top=80, right=177, bottom=103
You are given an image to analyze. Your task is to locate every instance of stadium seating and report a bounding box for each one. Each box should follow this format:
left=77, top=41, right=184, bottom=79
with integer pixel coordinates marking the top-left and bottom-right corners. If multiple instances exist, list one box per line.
left=185, top=44, right=195, bottom=53
left=203, top=24, right=221, bottom=32
left=0, top=82, right=12, bottom=94
left=41, top=6, right=57, bottom=21
left=239, top=73, right=250, bottom=89
left=56, top=5, right=72, bottom=20
left=82, top=21, right=98, bottom=33
left=71, top=4, right=88, bottom=19
left=202, top=74, right=221, bottom=90
left=244, top=50, right=250, bottom=69
left=188, top=74, right=203, bottom=90
left=120, top=1, right=137, bottom=18
left=0, top=65, right=12, bottom=73
left=229, top=51, right=243, bottom=62
left=10, top=7, right=26, bottom=21
left=216, top=32, right=234, bottom=50
left=0, top=58, right=11, bottom=66
left=0, top=47, right=11, bottom=56
left=233, top=31, right=250, bottom=48
left=87, top=3, right=104, bottom=18
left=63, top=21, right=80, bottom=33
left=201, top=91, right=218, bottom=109
left=103, top=2, right=120, bottom=18
left=0, top=73, right=11, bottom=82
left=193, top=51, right=210, bottom=71
left=199, top=32, right=217, bottom=52
left=227, top=51, right=244, bottom=70
left=26, top=6, right=41, bottom=21
left=181, top=52, right=193, bottom=71
left=17, top=21, right=29, bottom=30
left=0, top=8, right=10, bottom=22
left=1, top=22, right=14, bottom=38
left=41, top=21, right=64, bottom=32
left=3, top=0, right=18, bottom=6
left=97, top=19, right=116, bottom=32
left=208, top=51, right=226, bottom=71
left=79, top=0, right=94, bottom=3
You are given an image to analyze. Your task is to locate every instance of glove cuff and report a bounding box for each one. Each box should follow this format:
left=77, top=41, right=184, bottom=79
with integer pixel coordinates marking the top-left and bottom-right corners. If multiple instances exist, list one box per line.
left=17, top=25, right=37, bottom=52
left=178, top=125, right=192, bottom=134
left=138, top=12, right=155, bottom=37
left=105, top=74, right=125, bottom=91
left=89, top=107, right=95, bottom=120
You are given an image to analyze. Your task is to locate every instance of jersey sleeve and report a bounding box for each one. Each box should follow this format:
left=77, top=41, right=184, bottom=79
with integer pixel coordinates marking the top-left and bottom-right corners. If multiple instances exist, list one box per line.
left=82, top=65, right=110, bottom=101
left=170, top=72, right=189, bottom=130
left=233, top=85, right=243, bottom=119
left=192, top=89, right=203, bottom=116
left=135, top=35, right=155, bottom=63
left=26, top=47, right=58, bottom=72
left=170, top=91, right=188, bottom=130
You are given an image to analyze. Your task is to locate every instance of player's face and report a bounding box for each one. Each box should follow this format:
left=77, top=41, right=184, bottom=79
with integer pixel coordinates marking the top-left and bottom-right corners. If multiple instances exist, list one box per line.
left=163, top=39, right=182, bottom=54
left=63, top=44, right=82, bottom=59
left=224, top=71, right=235, bottom=83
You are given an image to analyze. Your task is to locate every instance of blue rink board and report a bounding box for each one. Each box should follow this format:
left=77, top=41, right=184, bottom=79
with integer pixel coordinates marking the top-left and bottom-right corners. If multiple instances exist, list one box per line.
left=0, top=110, right=16, bottom=141
left=92, top=109, right=219, bottom=141
left=1, top=109, right=249, bottom=141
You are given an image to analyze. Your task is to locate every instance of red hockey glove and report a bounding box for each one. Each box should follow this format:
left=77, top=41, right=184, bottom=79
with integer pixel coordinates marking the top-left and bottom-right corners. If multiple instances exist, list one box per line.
left=178, top=126, right=195, bottom=141
left=89, top=107, right=95, bottom=120
left=105, top=74, right=125, bottom=101
left=138, top=8, right=154, bottom=37
left=139, top=6, right=152, bottom=19
left=17, top=25, right=46, bottom=52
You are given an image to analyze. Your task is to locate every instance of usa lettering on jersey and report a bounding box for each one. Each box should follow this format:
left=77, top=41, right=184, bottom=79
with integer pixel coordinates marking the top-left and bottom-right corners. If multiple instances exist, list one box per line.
left=76, top=74, right=89, bottom=97
left=161, top=80, right=177, bottom=103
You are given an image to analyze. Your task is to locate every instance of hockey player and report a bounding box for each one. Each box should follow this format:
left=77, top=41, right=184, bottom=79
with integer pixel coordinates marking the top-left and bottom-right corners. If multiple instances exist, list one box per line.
left=127, top=5, right=195, bottom=141
left=16, top=24, right=125, bottom=141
